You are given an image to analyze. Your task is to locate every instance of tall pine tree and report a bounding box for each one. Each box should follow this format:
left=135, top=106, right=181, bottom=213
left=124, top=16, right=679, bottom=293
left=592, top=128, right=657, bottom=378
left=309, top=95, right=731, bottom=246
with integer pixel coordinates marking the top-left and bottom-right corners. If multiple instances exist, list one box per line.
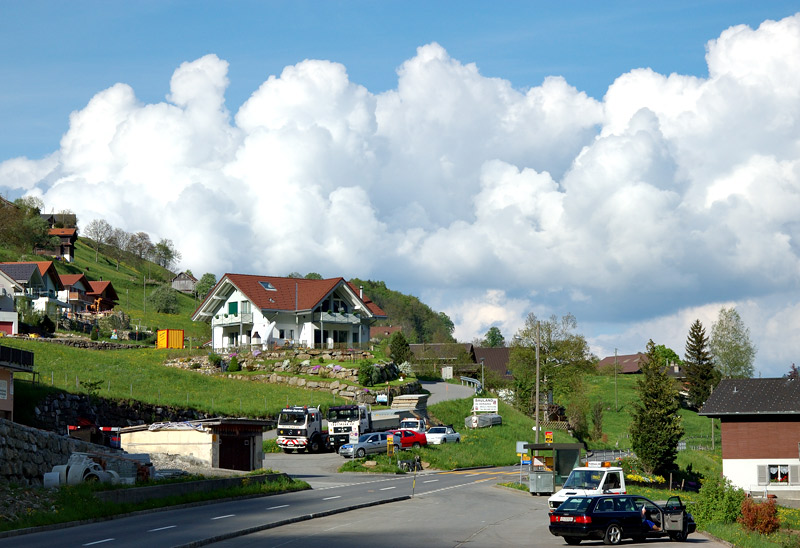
left=683, top=319, right=718, bottom=409
left=630, top=339, right=684, bottom=474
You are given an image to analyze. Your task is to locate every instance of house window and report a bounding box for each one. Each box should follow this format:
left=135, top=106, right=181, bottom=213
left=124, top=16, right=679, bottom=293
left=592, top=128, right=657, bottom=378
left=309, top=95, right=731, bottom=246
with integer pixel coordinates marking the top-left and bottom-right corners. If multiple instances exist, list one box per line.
left=353, top=331, right=359, bottom=344
left=279, top=329, right=285, bottom=339
left=241, top=301, right=251, bottom=314
left=259, top=281, right=277, bottom=291
left=228, top=333, right=238, bottom=347
left=333, top=298, right=348, bottom=313
left=228, top=301, right=238, bottom=315
left=770, top=465, right=789, bottom=483
left=289, top=329, right=294, bottom=339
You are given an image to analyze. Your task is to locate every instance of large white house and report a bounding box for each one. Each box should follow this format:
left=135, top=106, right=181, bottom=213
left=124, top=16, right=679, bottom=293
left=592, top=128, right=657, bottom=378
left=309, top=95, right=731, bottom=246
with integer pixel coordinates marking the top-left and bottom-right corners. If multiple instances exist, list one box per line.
left=191, top=274, right=387, bottom=351
left=0, top=270, right=23, bottom=335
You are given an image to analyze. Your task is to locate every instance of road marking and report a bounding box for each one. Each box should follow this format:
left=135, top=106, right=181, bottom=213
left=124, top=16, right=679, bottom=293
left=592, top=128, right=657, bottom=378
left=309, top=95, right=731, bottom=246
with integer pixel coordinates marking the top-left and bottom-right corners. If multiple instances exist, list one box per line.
left=267, top=504, right=289, bottom=510
left=83, top=540, right=114, bottom=546
left=465, top=473, right=480, bottom=477
left=423, top=479, right=439, bottom=483
left=148, top=525, right=176, bottom=532
left=212, top=514, right=235, bottom=520
left=380, top=486, right=396, bottom=491
left=323, top=495, right=341, bottom=500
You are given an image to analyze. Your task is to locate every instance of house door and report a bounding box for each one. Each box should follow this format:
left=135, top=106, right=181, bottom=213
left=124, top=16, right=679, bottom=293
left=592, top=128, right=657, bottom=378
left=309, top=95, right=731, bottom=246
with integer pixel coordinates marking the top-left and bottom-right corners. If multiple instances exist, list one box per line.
left=219, top=435, right=252, bottom=471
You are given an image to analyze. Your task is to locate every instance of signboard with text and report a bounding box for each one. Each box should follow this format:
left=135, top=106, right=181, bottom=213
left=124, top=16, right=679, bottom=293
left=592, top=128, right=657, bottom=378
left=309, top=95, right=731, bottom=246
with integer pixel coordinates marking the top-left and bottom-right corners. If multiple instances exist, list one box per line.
left=472, top=398, right=498, bottom=412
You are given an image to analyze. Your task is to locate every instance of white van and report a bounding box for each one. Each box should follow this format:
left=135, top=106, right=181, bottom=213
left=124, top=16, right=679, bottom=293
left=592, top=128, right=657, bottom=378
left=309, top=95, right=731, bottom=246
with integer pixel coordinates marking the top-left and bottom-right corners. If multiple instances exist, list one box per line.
left=547, top=462, right=626, bottom=510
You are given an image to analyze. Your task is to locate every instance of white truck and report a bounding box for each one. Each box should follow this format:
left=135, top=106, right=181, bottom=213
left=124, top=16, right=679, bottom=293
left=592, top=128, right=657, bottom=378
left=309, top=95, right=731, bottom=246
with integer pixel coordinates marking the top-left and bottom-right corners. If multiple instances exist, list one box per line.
left=399, top=417, right=428, bottom=432
left=547, top=462, right=627, bottom=510
left=276, top=405, right=327, bottom=453
left=326, top=404, right=416, bottom=451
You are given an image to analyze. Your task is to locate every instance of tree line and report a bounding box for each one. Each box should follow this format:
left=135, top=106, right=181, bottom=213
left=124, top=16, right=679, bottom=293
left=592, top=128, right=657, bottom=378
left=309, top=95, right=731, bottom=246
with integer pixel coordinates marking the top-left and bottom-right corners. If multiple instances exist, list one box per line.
left=83, top=218, right=182, bottom=272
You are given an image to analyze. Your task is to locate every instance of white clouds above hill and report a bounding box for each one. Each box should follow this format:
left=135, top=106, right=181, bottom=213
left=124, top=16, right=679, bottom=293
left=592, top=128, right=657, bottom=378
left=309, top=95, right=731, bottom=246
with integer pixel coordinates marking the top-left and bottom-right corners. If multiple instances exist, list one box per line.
left=3, top=15, right=800, bottom=376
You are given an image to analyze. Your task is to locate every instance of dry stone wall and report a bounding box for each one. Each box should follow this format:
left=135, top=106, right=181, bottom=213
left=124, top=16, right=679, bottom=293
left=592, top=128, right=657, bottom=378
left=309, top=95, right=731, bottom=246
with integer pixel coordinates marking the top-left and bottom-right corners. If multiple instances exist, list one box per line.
left=0, top=418, right=119, bottom=486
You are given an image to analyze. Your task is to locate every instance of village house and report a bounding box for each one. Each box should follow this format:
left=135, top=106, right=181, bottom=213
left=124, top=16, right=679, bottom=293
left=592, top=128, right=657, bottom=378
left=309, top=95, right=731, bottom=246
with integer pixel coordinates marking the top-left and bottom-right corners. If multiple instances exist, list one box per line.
left=0, top=261, right=68, bottom=320
left=58, top=274, right=94, bottom=315
left=0, top=270, right=23, bottom=335
left=191, top=274, right=387, bottom=351
left=86, top=280, right=119, bottom=312
left=700, top=378, right=800, bottom=498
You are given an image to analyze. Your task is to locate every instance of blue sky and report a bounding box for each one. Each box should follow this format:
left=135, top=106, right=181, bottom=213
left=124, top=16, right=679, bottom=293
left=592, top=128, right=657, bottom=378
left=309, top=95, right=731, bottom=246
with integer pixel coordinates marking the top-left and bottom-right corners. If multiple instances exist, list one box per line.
left=2, top=2, right=800, bottom=376
left=3, top=1, right=798, bottom=159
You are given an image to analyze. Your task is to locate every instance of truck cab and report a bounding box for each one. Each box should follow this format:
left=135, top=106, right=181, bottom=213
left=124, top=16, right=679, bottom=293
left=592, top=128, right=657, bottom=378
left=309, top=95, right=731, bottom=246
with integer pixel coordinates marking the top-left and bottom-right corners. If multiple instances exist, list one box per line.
left=276, top=406, right=325, bottom=453
left=399, top=417, right=427, bottom=432
left=547, top=462, right=626, bottom=510
left=326, top=404, right=370, bottom=450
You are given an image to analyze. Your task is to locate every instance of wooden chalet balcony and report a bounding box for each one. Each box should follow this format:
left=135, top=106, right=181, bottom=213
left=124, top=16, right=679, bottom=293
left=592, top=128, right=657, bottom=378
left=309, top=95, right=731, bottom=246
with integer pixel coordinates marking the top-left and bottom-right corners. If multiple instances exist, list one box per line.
left=0, top=345, right=34, bottom=373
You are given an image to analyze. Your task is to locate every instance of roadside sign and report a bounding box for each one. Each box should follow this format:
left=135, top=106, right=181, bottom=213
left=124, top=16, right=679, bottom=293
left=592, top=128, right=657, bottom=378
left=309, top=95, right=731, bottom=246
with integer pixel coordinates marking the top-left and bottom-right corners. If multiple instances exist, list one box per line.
left=473, top=398, right=498, bottom=412
left=545, top=431, right=553, bottom=444
left=516, top=441, right=528, bottom=454
left=349, top=431, right=359, bottom=443
left=522, top=459, right=531, bottom=465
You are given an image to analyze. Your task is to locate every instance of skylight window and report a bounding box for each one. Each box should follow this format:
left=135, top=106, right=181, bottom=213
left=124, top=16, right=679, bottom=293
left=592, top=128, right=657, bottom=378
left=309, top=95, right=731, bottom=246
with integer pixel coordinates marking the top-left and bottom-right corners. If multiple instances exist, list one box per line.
left=259, top=281, right=277, bottom=291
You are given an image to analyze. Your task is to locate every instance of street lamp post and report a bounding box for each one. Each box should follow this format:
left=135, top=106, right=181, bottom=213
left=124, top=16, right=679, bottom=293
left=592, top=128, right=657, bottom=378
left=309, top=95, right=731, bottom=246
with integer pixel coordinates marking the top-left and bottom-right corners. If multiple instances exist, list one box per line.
left=480, top=358, right=485, bottom=394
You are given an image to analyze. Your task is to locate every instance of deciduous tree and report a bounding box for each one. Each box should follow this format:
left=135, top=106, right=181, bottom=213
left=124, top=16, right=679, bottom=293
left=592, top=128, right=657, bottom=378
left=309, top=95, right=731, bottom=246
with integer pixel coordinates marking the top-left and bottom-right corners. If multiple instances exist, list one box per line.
left=195, top=273, right=217, bottom=298
left=482, top=326, right=505, bottom=347
left=710, top=307, right=756, bottom=379
left=153, top=238, right=181, bottom=269
left=630, top=340, right=684, bottom=474
left=84, top=219, right=112, bottom=262
left=148, top=284, right=179, bottom=314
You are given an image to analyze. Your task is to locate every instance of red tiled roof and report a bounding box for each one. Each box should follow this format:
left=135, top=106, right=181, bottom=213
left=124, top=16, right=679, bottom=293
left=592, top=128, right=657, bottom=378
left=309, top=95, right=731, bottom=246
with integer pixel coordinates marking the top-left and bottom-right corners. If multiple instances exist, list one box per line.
left=49, top=228, right=77, bottom=236
left=201, top=274, right=387, bottom=317
left=87, top=280, right=119, bottom=301
left=370, top=325, right=403, bottom=338
left=59, top=273, right=90, bottom=289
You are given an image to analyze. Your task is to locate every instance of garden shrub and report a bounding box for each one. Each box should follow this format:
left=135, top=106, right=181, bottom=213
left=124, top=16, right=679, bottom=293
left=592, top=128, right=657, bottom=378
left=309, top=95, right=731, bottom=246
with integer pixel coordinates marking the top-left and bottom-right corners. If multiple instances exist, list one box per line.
left=90, top=325, right=99, bottom=341
left=693, top=474, right=746, bottom=526
left=208, top=353, right=222, bottom=367
left=358, top=361, right=375, bottom=386
left=738, top=497, right=780, bottom=535
left=40, top=315, right=55, bottom=334
left=228, top=356, right=240, bottom=372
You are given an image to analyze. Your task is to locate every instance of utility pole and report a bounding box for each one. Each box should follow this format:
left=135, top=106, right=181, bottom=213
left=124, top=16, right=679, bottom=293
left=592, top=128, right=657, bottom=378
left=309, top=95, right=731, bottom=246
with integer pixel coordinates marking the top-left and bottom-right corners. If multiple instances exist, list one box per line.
left=535, top=321, right=541, bottom=446
left=614, top=348, right=618, bottom=412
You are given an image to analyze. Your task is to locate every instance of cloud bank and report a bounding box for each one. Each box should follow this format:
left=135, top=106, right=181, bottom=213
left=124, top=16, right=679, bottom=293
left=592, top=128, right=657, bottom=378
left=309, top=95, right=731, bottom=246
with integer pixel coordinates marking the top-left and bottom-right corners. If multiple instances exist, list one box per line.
left=3, top=15, right=800, bottom=376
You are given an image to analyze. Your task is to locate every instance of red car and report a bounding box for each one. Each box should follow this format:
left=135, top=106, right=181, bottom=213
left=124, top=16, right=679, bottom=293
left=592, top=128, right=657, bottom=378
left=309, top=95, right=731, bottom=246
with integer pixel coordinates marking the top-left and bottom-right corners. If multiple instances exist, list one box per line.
left=389, top=428, right=428, bottom=449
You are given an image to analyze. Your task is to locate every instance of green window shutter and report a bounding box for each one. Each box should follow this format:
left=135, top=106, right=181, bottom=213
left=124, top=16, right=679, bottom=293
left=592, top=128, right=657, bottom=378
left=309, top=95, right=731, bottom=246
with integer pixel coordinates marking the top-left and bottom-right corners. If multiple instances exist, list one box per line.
left=228, top=301, right=238, bottom=315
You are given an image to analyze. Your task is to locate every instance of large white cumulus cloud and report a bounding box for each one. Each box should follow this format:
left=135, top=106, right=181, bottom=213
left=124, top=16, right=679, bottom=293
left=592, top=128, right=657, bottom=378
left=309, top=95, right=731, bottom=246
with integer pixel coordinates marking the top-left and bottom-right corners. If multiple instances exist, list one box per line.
left=3, top=15, right=800, bottom=376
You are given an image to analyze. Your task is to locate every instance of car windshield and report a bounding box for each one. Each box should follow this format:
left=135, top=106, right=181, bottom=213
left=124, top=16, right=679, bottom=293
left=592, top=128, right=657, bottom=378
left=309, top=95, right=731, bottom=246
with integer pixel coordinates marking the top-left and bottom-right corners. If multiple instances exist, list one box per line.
left=327, top=407, right=359, bottom=421
left=562, top=470, right=604, bottom=489
left=429, top=427, right=445, bottom=434
left=279, top=412, right=306, bottom=425
left=559, top=497, right=592, bottom=512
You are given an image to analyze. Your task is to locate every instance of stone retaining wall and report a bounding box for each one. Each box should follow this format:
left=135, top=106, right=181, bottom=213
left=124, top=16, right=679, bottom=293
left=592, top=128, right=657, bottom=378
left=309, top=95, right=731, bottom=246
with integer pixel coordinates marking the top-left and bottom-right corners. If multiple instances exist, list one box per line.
left=0, top=419, right=119, bottom=486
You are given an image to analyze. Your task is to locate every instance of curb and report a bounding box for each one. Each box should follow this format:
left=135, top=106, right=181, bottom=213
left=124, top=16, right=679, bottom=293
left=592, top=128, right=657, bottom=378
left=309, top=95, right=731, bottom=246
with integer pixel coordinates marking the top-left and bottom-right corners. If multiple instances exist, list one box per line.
left=172, top=495, right=412, bottom=548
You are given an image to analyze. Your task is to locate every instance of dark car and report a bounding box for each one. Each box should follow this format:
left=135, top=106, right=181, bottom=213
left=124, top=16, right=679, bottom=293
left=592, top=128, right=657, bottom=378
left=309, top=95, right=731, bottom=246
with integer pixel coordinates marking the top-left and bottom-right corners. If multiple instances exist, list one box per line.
left=548, top=494, right=696, bottom=545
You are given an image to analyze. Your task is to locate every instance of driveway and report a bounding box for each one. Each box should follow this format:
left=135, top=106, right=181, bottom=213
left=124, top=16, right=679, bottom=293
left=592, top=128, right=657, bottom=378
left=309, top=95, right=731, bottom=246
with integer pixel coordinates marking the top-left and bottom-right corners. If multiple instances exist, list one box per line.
left=419, top=379, right=476, bottom=405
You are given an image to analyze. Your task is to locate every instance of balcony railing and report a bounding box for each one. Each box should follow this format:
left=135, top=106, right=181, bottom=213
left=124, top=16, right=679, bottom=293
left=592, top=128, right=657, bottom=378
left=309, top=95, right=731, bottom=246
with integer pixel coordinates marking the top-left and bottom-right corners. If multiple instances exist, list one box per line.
left=212, top=313, right=254, bottom=326
left=314, top=312, right=361, bottom=325
left=0, top=344, right=34, bottom=371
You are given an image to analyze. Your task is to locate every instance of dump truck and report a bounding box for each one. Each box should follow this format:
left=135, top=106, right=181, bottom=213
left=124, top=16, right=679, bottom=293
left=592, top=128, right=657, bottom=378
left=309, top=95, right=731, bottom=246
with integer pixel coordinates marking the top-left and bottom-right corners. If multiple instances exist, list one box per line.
left=326, top=404, right=416, bottom=451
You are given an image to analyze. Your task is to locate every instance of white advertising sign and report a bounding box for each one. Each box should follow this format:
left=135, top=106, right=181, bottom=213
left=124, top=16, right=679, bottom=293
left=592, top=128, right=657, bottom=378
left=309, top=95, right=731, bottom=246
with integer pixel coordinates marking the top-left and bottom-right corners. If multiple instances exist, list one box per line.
left=472, top=398, right=498, bottom=412
left=0, top=380, right=7, bottom=400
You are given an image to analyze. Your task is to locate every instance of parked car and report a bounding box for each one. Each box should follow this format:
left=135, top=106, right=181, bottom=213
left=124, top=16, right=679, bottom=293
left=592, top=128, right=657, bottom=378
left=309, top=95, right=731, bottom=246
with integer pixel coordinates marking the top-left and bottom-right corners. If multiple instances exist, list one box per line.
left=548, top=494, right=695, bottom=545
left=426, top=425, right=461, bottom=444
left=338, top=432, right=389, bottom=458
left=389, top=428, right=428, bottom=449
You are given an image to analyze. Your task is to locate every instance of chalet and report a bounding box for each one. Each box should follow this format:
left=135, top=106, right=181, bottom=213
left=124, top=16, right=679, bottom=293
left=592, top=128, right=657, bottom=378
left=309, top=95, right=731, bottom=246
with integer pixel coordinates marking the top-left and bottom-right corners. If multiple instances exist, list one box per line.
left=0, top=345, right=34, bottom=421
left=58, top=274, right=94, bottom=314
left=37, top=227, right=78, bottom=263
left=0, top=261, right=68, bottom=320
left=700, top=378, right=800, bottom=497
left=86, top=280, right=119, bottom=312
left=0, top=270, right=23, bottom=335
left=191, top=274, right=387, bottom=351
left=474, top=346, right=513, bottom=381
left=171, top=271, right=197, bottom=294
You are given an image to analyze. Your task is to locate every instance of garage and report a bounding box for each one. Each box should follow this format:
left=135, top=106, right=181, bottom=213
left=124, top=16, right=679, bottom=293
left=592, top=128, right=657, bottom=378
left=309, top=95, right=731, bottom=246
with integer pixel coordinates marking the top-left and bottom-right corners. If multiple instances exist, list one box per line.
left=0, top=322, right=13, bottom=335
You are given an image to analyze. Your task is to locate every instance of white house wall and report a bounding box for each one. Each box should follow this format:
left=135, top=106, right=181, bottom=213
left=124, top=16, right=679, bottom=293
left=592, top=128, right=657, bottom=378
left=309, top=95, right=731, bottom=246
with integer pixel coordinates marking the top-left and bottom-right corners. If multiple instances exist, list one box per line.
left=724, top=458, right=800, bottom=495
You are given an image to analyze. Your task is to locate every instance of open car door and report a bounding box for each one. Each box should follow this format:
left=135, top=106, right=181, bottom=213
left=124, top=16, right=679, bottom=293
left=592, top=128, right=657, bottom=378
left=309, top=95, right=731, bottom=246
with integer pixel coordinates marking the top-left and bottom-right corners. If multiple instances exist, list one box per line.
left=662, top=496, right=688, bottom=541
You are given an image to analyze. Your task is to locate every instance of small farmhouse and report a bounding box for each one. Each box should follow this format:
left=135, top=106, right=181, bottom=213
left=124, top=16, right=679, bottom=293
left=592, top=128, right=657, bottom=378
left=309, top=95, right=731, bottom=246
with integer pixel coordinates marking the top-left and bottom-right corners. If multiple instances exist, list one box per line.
left=700, top=378, right=800, bottom=497
left=171, top=271, right=197, bottom=294
left=191, top=274, right=387, bottom=351
left=86, top=280, right=119, bottom=312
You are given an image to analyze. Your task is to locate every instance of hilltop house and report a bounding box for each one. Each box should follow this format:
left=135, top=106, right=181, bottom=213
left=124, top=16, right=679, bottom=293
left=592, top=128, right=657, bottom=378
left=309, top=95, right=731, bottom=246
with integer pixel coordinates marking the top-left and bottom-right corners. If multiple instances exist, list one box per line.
left=58, top=274, right=94, bottom=315
left=171, top=272, right=197, bottom=294
left=34, top=227, right=78, bottom=263
left=700, top=378, right=800, bottom=497
left=0, top=270, right=23, bottom=335
left=0, top=261, right=68, bottom=320
left=191, top=274, right=387, bottom=351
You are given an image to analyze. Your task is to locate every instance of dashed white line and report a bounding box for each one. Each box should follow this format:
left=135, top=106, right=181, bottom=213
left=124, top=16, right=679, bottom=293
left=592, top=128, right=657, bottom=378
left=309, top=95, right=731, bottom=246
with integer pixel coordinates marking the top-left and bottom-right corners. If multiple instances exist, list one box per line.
left=267, top=504, right=289, bottom=510
left=212, top=514, right=235, bottom=520
left=148, top=525, right=177, bottom=532
left=380, top=486, right=396, bottom=491
left=323, top=495, right=341, bottom=500
left=423, top=479, right=439, bottom=483
left=83, top=540, right=114, bottom=546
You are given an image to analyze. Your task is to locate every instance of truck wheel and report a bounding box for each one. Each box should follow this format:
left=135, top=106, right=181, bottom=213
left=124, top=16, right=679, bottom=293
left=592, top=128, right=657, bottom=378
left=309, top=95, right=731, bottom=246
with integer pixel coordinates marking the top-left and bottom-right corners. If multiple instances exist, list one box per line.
left=603, top=523, right=622, bottom=545
left=309, top=437, right=321, bottom=453
left=356, top=448, right=366, bottom=458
